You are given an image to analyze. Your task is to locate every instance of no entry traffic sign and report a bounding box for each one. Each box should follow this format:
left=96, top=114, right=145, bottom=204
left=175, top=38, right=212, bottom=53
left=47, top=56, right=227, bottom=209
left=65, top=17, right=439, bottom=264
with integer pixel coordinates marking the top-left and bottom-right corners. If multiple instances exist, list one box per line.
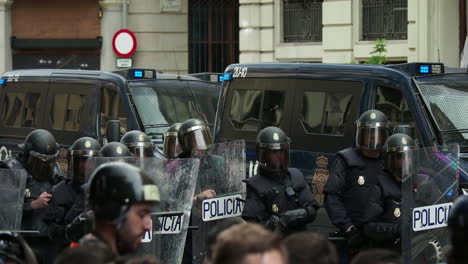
left=112, top=29, right=137, bottom=58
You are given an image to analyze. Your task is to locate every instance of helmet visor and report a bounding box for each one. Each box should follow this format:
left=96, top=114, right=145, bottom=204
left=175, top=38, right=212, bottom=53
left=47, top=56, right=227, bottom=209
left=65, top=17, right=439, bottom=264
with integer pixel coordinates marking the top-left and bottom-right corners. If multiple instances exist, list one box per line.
left=383, top=150, right=412, bottom=182
left=129, top=145, right=155, bottom=158
left=163, top=135, right=181, bottom=158
left=257, top=145, right=290, bottom=172
left=183, top=128, right=213, bottom=153
left=356, top=126, right=389, bottom=151
left=71, top=153, right=98, bottom=186
left=26, top=154, right=56, bottom=181
left=29, top=149, right=59, bottom=162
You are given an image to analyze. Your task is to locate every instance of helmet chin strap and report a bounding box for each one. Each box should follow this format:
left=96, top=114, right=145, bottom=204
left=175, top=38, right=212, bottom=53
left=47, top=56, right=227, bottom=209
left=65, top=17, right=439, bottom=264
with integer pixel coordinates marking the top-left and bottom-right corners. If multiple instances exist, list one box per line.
left=113, top=205, right=129, bottom=230
left=113, top=205, right=130, bottom=254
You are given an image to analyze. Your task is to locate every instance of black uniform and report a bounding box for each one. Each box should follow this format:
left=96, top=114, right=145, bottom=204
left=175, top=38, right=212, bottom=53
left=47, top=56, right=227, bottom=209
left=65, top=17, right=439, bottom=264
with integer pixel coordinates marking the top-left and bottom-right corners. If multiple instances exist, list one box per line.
left=363, top=170, right=401, bottom=251
left=0, top=155, right=63, bottom=264
left=44, top=179, right=84, bottom=251
left=242, top=126, right=319, bottom=235
left=242, top=167, right=319, bottom=234
left=45, top=136, right=101, bottom=251
left=324, top=147, right=383, bottom=232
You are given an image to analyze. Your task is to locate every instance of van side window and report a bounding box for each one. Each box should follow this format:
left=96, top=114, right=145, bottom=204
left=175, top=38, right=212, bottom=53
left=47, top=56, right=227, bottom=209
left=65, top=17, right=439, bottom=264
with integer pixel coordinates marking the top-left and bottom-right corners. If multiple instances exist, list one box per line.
left=1, top=92, right=41, bottom=128
left=51, top=93, right=86, bottom=131
left=262, top=91, right=285, bottom=128
left=375, top=85, right=415, bottom=130
left=301, top=91, right=353, bottom=135
left=229, top=89, right=262, bottom=130
left=100, top=85, right=128, bottom=136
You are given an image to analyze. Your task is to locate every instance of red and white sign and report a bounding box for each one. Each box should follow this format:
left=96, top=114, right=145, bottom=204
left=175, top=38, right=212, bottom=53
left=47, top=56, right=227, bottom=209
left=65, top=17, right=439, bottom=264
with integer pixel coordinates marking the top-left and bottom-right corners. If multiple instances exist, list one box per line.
left=112, top=29, right=137, bottom=58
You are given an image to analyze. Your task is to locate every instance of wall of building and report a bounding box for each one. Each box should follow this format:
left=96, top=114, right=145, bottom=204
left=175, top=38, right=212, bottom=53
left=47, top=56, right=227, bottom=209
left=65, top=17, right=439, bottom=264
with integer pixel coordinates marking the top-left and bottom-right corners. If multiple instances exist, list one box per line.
left=239, top=0, right=461, bottom=67
left=12, top=0, right=100, bottom=38
left=128, top=0, right=189, bottom=74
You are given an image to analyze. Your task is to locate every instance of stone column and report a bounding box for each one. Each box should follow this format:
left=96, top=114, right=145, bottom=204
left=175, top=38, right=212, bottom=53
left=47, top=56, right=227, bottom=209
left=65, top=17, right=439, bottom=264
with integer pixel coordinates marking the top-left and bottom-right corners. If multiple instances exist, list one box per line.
left=239, top=0, right=261, bottom=63
left=0, top=0, right=13, bottom=73
left=99, top=0, right=123, bottom=71
left=322, top=0, right=353, bottom=63
left=260, top=0, right=274, bottom=62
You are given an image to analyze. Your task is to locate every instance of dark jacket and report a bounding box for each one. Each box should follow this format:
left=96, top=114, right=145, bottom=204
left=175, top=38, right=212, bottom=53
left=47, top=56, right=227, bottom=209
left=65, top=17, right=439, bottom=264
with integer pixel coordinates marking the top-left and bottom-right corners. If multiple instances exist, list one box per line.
left=323, top=147, right=384, bottom=232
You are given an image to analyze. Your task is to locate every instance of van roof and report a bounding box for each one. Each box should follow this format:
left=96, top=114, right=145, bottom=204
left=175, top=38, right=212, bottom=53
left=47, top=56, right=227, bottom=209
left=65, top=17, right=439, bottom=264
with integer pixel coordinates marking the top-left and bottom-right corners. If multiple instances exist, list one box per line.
left=224, top=62, right=445, bottom=78
left=1, top=68, right=126, bottom=82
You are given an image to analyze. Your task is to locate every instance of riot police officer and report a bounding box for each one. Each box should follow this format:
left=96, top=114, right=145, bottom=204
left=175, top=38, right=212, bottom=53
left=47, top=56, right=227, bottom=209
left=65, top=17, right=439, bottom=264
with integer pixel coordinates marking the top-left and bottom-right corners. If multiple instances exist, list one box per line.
left=163, top=123, right=182, bottom=159
left=178, top=119, right=224, bottom=264
left=121, top=130, right=162, bottom=159
left=363, top=133, right=415, bottom=251
left=45, top=137, right=101, bottom=252
left=242, top=126, right=319, bottom=235
left=0, top=129, right=64, bottom=263
left=99, top=142, right=133, bottom=158
left=324, top=110, right=390, bottom=255
left=79, top=162, right=160, bottom=258
left=447, top=195, right=468, bottom=263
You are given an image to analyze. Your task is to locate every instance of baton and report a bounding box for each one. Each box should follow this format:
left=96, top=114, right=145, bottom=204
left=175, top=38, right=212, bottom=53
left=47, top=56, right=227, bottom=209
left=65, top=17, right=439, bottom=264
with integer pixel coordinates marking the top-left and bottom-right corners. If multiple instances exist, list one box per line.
left=1, top=230, right=40, bottom=234
left=151, top=211, right=184, bottom=217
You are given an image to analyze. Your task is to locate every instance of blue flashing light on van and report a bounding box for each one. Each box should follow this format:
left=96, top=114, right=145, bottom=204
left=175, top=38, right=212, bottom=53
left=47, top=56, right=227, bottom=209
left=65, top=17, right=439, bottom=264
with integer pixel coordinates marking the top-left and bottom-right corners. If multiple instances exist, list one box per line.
left=419, top=65, right=430, bottom=74
left=133, top=70, right=144, bottom=78
left=223, top=73, right=232, bottom=81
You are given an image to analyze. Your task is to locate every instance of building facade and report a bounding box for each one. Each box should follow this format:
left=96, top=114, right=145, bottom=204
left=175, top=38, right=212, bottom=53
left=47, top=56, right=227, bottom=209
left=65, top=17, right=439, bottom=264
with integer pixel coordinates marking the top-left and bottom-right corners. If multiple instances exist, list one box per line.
left=0, top=0, right=239, bottom=74
left=0, top=0, right=463, bottom=75
left=239, top=0, right=462, bottom=67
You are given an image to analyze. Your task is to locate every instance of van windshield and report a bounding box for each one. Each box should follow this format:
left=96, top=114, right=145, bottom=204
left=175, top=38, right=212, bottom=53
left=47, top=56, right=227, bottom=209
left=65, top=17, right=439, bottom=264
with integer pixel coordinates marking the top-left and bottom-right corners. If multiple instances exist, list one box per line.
left=128, top=80, right=220, bottom=139
left=415, top=73, right=468, bottom=149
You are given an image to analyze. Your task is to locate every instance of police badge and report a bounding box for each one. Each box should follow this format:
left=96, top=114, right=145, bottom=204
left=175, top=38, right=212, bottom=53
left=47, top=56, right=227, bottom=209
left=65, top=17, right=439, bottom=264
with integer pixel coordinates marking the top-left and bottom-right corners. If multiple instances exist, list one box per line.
left=358, top=176, right=365, bottom=185
left=272, top=204, right=279, bottom=214
left=24, top=189, right=31, bottom=198
left=394, top=207, right=401, bottom=218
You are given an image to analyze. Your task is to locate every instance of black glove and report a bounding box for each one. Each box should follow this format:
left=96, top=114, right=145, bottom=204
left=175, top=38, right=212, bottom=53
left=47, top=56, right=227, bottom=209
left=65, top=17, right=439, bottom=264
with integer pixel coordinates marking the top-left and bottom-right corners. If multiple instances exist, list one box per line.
left=363, top=222, right=401, bottom=242
left=279, top=208, right=308, bottom=228
left=265, top=215, right=287, bottom=232
left=65, top=211, right=94, bottom=242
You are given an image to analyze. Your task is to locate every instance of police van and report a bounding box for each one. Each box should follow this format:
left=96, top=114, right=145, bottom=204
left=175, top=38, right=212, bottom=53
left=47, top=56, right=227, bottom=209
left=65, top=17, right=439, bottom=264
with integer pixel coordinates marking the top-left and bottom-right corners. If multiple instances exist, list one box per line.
left=214, top=62, right=468, bottom=232
left=0, top=68, right=222, bottom=165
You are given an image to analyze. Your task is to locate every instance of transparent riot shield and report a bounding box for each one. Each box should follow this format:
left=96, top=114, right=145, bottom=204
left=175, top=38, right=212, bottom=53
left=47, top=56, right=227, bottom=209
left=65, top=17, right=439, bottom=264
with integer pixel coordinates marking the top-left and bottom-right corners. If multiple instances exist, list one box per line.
left=85, top=157, right=200, bottom=264
left=0, top=169, right=28, bottom=231
left=191, top=140, right=246, bottom=264
left=402, top=145, right=459, bottom=264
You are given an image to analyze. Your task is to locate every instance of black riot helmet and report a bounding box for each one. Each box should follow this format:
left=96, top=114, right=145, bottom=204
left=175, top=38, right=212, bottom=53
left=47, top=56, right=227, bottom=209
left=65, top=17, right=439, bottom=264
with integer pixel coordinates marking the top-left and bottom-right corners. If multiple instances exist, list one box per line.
left=177, top=119, right=213, bottom=156
left=69, top=137, right=101, bottom=188
left=99, top=142, right=133, bottom=158
left=393, top=125, right=412, bottom=137
left=355, top=110, right=390, bottom=153
left=256, top=126, right=290, bottom=174
left=163, top=123, right=182, bottom=158
left=21, top=129, right=59, bottom=181
left=382, top=133, right=415, bottom=182
left=0, top=231, right=38, bottom=264
left=120, top=130, right=155, bottom=158
left=448, top=195, right=468, bottom=260
left=87, top=162, right=160, bottom=224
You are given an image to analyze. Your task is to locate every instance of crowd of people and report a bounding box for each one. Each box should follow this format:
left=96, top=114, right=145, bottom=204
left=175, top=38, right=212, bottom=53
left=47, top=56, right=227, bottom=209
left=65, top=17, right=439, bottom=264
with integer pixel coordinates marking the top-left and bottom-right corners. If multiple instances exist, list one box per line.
left=0, top=111, right=465, bottom=264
